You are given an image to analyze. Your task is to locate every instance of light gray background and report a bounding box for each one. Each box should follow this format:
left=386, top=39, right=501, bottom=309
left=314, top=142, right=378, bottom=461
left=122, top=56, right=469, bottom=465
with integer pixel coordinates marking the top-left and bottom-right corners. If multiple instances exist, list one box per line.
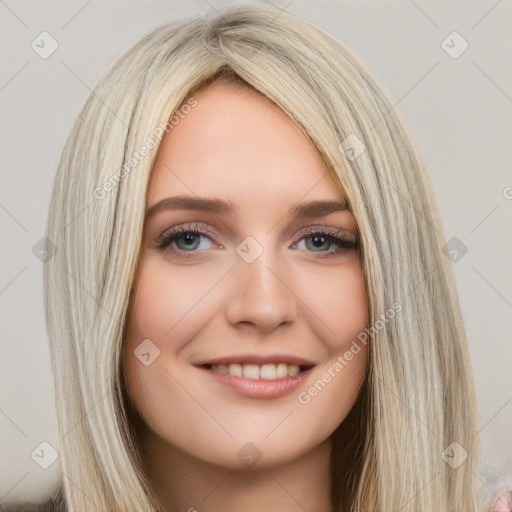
left=1, top=0, right=511, bottom=505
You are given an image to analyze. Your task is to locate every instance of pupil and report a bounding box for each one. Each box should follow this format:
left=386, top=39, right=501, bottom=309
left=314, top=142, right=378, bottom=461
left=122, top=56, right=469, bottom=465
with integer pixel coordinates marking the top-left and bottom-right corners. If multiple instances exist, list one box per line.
left=308, top=235, right=328, bottom=251
left=180, top=233, right=199, bottom=250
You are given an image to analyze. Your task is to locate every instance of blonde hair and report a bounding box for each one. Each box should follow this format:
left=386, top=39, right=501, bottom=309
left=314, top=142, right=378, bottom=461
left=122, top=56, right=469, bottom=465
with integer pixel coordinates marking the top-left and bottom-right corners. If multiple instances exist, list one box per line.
left=44, top=3, right=483, bottom=511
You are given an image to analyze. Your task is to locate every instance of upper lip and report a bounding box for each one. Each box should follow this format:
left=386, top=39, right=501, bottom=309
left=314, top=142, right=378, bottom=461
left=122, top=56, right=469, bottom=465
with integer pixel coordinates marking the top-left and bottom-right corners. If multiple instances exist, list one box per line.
left=194, top=353, right=316, bottom=368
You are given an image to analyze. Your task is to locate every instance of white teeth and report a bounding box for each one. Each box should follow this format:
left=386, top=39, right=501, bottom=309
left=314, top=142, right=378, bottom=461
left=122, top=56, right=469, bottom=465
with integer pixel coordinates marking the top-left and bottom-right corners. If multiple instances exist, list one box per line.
left=276, top=363, right=288, bottom=378
left=260, top=364, right=276, bottom=380
left=288, top=364, right=300, bottom=376
left=211, top=363, right=303, bottom=379
left=229, top=363, right=243, bottom=377
left=242, top=364, right=259, bottom=379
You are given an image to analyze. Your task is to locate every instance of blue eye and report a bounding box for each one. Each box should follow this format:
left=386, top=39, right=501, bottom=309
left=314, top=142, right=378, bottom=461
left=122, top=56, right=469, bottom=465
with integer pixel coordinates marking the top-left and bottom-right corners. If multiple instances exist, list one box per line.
left=294, top=232, right=356, bottom=256
left=168, top=231, right=211, bottom=251
left=155, top=224, right=215, bottom=256
left=155, top=223, right=357, bottom=259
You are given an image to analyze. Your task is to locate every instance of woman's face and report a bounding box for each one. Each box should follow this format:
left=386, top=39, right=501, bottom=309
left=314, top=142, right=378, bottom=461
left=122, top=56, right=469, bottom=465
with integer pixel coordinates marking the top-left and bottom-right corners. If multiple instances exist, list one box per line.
left=124, top=81, right=369, bottom=469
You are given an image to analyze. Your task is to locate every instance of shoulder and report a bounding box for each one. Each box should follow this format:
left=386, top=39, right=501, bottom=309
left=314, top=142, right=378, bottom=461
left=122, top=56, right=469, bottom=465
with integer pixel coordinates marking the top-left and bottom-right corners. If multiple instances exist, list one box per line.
left=0, top=497, right=65, bottom=512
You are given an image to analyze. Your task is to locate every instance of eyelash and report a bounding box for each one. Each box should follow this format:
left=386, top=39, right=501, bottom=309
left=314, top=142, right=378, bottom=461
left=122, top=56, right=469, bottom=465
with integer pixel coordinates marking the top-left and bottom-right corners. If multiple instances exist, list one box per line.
left=154, top=222, right=358, bottom=259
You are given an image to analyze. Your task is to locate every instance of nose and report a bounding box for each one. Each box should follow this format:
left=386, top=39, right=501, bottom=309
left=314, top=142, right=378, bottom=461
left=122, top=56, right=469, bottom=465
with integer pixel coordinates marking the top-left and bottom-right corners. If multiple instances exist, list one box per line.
left=225, top=248, right=298, bottom=333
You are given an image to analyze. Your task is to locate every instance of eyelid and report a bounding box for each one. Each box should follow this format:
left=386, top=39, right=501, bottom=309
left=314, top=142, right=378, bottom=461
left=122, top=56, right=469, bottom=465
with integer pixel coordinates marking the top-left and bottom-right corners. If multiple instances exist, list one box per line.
left=153, top=221, right=220, bottom=249
left=292, top=224, right=356, bottom=244
left=153, top=221, right=358, bottom=261
left=154, top=222, right=356, bottom=247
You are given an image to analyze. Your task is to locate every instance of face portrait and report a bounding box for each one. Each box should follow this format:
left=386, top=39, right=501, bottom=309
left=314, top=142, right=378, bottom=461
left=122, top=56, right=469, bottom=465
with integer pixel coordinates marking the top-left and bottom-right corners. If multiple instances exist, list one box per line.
left=123, top=80, right=369, bottom=483
left=4, top=2, right=511, bottom=511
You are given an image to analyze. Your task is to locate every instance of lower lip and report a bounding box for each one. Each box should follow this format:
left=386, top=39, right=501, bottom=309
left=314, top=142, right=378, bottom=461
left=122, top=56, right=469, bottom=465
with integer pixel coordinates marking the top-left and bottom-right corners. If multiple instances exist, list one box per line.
left=196, top=366, right=313, bottom=399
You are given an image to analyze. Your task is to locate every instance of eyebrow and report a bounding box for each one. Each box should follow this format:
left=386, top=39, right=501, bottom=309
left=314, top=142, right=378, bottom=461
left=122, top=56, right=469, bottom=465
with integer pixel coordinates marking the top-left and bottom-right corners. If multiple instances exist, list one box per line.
left=145, top=195, right=348, bottom=219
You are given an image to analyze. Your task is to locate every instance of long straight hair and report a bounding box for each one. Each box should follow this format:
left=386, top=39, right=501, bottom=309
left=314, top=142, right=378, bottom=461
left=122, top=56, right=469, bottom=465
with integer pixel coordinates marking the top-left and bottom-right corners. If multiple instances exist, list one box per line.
left=44, top=3, right=482, bottom=510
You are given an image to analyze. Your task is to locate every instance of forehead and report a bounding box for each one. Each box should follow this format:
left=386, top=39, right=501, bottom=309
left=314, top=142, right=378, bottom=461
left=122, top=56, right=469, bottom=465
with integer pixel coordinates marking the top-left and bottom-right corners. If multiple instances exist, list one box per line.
left=147, top=81, right=343, bottom=205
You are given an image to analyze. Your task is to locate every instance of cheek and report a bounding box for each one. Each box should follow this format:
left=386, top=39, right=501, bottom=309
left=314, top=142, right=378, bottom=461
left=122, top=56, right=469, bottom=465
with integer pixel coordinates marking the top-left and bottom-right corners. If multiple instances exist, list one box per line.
left=122, top=262, right=194, bottom=444
left=337, top=270, right=368, bottom=352
left=123, top=256, right=174, bottom=332
left=297, top=258, right=369, bottom=353
left=122, top=255, right=228, bottom=433
left=294, top=265, right=368, bottom=431
left=122, top=260, right=184, bottom=424
left=124, top=255, right=228, bottom=365
left=291, top=260, right=368, bottom=423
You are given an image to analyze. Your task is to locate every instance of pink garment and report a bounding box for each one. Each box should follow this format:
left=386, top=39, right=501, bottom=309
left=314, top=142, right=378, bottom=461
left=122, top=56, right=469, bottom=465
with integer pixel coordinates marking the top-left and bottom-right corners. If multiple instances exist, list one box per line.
left=489, top=490, right=512, bottom=511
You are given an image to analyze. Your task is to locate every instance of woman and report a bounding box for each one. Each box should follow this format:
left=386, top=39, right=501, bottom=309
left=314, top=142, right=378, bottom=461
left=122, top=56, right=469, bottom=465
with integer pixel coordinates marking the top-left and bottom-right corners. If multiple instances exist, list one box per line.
left=5, top=3, right=510, bottom=512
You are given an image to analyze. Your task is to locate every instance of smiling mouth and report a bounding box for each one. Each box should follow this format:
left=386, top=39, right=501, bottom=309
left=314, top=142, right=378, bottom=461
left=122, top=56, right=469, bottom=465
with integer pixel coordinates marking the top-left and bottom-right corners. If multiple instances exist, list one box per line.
left=201, top=362, right=314, bottom=380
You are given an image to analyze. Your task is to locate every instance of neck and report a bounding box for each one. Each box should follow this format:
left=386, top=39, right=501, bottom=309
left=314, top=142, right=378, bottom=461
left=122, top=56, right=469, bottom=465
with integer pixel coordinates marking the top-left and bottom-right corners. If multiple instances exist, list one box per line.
left=141, top=430, right=334, bottom=512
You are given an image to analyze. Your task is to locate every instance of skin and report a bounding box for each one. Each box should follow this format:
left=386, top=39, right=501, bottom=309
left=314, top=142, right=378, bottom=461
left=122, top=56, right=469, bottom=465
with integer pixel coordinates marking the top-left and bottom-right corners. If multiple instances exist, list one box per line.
left=123, top=80, right=369, bottom=512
